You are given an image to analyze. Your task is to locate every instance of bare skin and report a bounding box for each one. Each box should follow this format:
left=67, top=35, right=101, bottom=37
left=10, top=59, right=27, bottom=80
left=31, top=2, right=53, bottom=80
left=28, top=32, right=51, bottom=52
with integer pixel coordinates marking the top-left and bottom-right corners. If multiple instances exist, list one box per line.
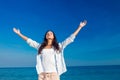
left=45, top=31, right=54, bottom=48
left=13, top=20, right=87, bottom=76
left=73, top=20, right=87, bottom=36
left=13, top=20, right=87, bottom=48
left=13, top=28, right=28, bottom=41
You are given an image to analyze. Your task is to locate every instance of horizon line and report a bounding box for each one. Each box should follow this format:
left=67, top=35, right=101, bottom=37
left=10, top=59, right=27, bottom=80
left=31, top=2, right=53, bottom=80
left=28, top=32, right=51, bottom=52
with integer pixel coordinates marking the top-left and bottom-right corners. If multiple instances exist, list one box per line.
left=0, top=64, right=120, bottom=68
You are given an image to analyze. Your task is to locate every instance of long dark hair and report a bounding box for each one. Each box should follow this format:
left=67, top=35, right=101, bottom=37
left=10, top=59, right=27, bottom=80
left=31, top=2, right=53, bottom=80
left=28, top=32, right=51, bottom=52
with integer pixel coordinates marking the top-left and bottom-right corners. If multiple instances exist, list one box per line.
left=38, top=30, right=60, bottom=55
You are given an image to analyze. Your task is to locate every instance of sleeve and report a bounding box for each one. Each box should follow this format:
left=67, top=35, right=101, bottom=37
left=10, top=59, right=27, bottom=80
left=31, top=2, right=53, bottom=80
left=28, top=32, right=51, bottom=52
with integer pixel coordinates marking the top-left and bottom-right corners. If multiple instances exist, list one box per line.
left=61, top=34, right=76, bottom=49
left=36, top=55, right=44, bottom=74
left=26, top=38, right=40, bottom=50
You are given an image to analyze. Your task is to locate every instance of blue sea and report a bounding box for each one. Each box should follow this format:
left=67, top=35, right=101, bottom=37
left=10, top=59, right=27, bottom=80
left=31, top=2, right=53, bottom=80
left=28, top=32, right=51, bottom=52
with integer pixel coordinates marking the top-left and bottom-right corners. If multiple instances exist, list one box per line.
left=0, top=65, right=120, bottom=80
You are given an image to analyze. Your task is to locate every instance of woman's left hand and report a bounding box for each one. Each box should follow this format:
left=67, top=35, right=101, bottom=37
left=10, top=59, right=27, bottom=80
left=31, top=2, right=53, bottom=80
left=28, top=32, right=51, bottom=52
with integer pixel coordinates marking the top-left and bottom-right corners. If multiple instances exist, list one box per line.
left=79, top=20, right=87, bottom=28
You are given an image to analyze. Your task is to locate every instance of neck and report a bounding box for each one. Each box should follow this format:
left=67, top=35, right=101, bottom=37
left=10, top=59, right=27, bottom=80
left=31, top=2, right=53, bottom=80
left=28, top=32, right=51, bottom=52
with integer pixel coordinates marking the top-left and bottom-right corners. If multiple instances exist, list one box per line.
left=47, top=40, right=52, bottom=46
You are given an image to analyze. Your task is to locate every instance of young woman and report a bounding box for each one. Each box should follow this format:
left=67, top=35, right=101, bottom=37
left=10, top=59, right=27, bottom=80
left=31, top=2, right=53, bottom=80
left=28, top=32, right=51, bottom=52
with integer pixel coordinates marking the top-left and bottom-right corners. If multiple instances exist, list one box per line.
left=13, top=20, right=87, bottom=80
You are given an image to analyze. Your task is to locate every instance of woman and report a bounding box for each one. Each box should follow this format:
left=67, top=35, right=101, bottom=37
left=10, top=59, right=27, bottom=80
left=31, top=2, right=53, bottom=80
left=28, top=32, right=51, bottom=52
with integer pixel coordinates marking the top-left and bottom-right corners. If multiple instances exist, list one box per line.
left=13, top=20, right=87, bottom=80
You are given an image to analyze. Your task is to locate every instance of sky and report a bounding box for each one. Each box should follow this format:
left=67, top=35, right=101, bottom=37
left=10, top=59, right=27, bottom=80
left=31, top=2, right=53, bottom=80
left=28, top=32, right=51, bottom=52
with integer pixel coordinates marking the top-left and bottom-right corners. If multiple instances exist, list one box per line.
left=0, top=0, right=120, bottom=67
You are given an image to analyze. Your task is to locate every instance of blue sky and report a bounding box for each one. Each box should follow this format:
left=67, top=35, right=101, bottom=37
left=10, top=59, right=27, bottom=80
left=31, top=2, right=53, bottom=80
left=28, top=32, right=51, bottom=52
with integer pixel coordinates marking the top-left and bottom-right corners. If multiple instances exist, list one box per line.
left=0, top=0, right=120, bottom=67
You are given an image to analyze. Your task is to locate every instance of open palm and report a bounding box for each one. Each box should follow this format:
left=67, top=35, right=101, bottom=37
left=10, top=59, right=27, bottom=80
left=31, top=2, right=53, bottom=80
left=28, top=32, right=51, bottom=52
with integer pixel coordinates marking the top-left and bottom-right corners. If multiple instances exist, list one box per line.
left=79, top=20, right=87, bottom=28
left=13, top=28, right=20, bottom=34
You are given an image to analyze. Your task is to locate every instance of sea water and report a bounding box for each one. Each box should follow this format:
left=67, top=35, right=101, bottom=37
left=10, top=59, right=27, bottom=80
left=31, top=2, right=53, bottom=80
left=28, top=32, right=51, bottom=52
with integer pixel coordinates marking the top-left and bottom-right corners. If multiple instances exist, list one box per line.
left=0, top=65, right=120, bottom=80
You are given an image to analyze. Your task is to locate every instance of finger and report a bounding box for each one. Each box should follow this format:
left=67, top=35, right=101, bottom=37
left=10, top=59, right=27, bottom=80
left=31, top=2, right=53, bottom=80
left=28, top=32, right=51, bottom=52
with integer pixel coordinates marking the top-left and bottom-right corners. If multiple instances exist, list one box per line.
left=13, top=27, right=17, bottom=31
left=18, top=29, right=20, bottom=32
left=13, top=27, right=15, bottom=30
left=13, top=27, right=16, bottom=31
left=13, top=27, right=18, bottom=33
left=79, top=22, right=82, bottom=25
left=83, top=20, right=87, bottom=24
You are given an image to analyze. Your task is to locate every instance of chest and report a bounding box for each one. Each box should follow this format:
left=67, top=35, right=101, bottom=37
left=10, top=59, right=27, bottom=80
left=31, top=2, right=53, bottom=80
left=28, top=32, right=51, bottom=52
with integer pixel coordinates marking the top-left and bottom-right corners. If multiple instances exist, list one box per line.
left=41, top=48, right=56, bottom=56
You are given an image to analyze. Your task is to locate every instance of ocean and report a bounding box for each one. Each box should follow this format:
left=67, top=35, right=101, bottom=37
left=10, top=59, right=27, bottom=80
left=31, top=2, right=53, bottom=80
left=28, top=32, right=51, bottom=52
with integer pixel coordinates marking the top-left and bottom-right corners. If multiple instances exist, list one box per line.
left=0, top=65, right=120, bottom=80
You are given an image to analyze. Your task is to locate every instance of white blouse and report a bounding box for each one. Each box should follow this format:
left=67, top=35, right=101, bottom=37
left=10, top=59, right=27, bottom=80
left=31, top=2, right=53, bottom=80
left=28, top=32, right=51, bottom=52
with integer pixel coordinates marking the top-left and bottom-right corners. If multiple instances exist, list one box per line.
left=26, top=34, right=76, bottom=75
left=41, top=48, right=57, bottom=73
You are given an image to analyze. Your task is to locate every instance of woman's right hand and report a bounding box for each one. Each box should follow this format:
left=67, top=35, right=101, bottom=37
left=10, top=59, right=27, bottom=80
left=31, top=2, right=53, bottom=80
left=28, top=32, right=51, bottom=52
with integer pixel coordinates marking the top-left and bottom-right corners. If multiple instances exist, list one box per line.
left=13, top=27, right=21, bottom=34
left=13, top=27, right=28, bottom=41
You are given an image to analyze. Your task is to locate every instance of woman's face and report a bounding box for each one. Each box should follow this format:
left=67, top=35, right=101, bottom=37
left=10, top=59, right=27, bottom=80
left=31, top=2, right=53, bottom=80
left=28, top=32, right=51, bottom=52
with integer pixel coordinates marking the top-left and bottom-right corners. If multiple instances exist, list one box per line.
left=46, top=31, right=54, bottom=40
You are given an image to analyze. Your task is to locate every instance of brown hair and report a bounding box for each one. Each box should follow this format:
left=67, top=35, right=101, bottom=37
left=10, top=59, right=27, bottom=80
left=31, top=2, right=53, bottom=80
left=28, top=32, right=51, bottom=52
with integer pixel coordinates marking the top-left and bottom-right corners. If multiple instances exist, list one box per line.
left=38, top=30, right=60, bottom=54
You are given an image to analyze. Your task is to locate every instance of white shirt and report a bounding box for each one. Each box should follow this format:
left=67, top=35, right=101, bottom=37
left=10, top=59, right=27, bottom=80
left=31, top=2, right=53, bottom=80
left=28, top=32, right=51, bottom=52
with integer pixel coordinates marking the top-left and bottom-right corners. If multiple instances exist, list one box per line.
left=41, top=48, right=57, bottom=73
left=26, top=34, right=76, bottom=75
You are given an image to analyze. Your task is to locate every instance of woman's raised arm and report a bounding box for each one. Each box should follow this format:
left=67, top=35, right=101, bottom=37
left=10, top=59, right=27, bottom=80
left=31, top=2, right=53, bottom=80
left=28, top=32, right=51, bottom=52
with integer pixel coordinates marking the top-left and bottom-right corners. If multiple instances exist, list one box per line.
left=13, top=27, right=40, bottom=49
left=13, top=27, right=28, bottom=41
left=60, top=20, right=87, bottom=49
left=73, top=20, right=87, bottom=36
